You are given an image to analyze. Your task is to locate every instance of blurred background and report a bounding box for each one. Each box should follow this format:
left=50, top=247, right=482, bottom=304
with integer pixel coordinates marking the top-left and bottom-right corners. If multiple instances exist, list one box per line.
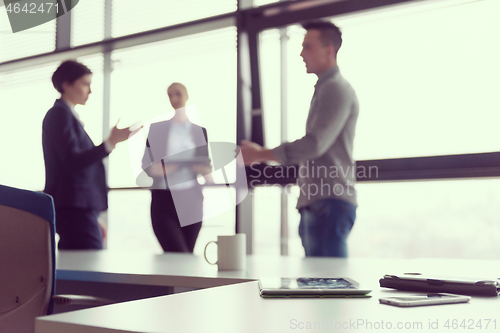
left=1, top=0, right=499, bottom=258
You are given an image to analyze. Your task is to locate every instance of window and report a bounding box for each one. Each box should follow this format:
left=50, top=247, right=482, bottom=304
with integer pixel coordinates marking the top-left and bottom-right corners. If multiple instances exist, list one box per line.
left=0, top=62, right=59, bottom=190
left=112, top=0, right=236, bottom=38
left=349, top=178, right=500, bottom=259
left=254, top=0, right=279, bottom=7
left=71, top=0, right=105, bottom=46
left=257, top=0, right=500, bottom=257
left=334, top=0, right=500, bottom=159
left=108, top=27, right=237, bottom=188
left=0, top=10, right=56, bottom=63
left=261, top=0, right=500, bottom=160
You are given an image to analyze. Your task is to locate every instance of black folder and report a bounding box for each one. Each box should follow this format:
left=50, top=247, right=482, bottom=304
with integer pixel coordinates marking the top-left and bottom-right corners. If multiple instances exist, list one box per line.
left=380, top=273, right=500, bottom=296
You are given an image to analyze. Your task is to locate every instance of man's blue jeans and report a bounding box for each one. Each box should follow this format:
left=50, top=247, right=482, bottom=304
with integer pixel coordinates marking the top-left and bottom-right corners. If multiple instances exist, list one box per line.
left=299, top=198, right=356, bottom=257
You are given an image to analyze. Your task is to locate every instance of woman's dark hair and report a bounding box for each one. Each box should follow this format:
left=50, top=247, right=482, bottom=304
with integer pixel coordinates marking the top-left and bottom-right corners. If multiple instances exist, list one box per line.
left=52, top=60, right=92, bottom=93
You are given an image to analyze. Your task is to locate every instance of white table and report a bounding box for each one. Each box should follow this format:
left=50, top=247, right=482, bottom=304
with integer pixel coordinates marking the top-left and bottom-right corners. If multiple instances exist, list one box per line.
left=40, top=255, right=500, bottom=333
left=55, top=250, right=361, bottom=303
left=56, top=250, right=355, bottom=288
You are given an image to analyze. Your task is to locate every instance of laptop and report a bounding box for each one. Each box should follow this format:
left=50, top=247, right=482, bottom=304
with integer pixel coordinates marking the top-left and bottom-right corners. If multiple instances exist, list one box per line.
left=258, top=277, right=372, bottom=298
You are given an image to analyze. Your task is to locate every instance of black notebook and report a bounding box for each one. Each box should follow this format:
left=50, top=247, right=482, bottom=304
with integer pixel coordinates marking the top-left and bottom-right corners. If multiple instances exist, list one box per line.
left=380, top=273, right=500, bottom=296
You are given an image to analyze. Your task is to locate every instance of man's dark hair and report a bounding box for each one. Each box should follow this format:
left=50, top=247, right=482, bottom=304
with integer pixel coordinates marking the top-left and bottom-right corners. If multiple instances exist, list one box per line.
left=302, top=20, right=342, bottom=55
left=52, top=60, right=92, bottom=93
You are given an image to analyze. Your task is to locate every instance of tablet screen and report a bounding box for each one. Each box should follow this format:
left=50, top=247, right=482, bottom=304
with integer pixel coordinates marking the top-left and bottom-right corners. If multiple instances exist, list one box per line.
left=258, top=277, right=371, bottom=297
left=260, top=277, right=357, bottom=290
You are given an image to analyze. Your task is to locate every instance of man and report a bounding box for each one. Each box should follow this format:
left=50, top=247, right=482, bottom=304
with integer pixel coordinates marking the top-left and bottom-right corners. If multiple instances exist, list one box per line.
left=241, top=21, right=359, bottom=257
left=43, top=60, right=138, bottom=249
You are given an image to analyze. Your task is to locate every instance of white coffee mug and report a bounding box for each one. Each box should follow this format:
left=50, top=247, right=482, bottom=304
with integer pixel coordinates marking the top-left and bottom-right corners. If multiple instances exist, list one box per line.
left=204, top=234, right=246, bottom=271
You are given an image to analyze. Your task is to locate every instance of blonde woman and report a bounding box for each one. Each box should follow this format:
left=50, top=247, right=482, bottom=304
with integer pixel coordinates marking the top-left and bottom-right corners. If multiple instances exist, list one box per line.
left=142, top=83, right=211, bottom=252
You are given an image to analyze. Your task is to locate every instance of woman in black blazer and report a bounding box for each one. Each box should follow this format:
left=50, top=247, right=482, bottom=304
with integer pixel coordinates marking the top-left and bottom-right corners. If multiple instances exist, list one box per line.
left=42, top=60, right=137, bottom=249
left=142, top=83, right=212, bottom=252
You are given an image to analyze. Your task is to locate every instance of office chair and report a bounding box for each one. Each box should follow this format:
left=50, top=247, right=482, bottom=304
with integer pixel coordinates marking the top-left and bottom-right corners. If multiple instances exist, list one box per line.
left=0, top=184, right=111, bottom=333
left=0, top=184, right=56, bottom=333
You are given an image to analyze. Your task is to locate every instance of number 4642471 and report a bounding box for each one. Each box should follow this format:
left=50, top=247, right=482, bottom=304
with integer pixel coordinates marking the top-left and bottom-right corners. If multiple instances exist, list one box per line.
left=5, top=2, right=59, bottom=14
left=444, top=319, right=496, bottom=330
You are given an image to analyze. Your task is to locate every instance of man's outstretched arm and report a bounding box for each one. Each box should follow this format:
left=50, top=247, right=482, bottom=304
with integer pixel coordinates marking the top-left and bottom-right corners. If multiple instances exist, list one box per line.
left=240, top=140, right=280, bottom=165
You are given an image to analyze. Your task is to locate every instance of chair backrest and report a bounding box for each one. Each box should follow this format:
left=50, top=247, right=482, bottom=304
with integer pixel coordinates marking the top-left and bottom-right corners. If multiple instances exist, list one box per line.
left=0, top=185, right=55, bottom=333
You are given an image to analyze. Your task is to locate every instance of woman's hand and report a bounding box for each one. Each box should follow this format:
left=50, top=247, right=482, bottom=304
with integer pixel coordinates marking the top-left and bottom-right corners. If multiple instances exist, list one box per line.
left=192, top=164, right=213, bottom=184
left=107, top=120, right=142, bottom=148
